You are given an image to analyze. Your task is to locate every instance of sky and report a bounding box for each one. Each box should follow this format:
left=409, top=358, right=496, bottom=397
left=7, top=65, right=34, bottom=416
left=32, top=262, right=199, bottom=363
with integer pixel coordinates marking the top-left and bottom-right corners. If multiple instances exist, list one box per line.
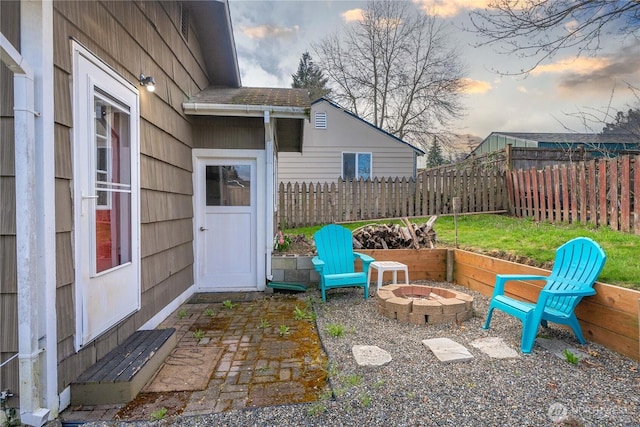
left=228, top=0, right=640, bottom=139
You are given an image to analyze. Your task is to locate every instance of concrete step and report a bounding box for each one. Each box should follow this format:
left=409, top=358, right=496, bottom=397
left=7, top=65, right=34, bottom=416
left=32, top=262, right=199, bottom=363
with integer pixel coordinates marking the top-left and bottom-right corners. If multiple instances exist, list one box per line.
left=70, top=328, right=177, bottom=405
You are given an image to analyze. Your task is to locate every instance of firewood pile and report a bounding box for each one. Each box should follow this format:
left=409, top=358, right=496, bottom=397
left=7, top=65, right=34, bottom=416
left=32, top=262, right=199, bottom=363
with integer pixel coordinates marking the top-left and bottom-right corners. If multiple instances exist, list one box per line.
left=352, top=216, right=437, bottom=250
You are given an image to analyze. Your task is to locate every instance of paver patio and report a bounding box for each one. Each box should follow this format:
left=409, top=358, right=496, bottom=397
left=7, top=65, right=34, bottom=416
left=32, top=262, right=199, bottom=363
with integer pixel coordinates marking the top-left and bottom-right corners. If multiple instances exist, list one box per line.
left=60, top=292, right=328, bottom=423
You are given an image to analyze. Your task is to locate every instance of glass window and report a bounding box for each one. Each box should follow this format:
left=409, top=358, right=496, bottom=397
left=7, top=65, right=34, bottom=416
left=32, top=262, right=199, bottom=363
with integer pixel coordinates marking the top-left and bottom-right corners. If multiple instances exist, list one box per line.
left=94, top=92, right=132, bottom=273
left=206, top=165, right=251, bottom=206
left=342, top=152, right=371, bottom=180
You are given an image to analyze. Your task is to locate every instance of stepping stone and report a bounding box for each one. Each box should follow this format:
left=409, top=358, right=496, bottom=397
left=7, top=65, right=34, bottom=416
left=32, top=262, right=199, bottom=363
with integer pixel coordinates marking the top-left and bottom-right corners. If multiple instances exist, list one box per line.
left=352, top=345, right=392, bottom=366
left=422, top=338, right=473, bottom=363
left=536, top=338, right=589, bottom=360
left=470, top=337, right=520, bottom=359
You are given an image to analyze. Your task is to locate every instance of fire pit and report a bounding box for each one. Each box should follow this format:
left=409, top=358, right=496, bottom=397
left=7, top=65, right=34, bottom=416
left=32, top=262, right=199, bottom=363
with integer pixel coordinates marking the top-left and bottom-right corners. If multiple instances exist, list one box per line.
left=376, top=284, right=473, bottom=325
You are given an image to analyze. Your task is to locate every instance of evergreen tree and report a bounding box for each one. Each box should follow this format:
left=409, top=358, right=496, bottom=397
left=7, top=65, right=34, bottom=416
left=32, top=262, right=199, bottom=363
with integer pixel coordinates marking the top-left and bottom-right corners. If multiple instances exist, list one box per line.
left=426, top=138, right=445, bottom=168
left=291, top=51, right=331, bottom=101
left=602, top=108, right=640, bottom=136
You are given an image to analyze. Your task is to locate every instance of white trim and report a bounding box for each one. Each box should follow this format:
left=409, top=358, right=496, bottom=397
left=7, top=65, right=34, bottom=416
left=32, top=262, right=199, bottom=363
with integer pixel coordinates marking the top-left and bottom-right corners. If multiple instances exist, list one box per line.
left=139, top=284, right=198, bottom=330
left=183, top=102, right=307, bottom=119
left=192, top=149, right=267, bottom=292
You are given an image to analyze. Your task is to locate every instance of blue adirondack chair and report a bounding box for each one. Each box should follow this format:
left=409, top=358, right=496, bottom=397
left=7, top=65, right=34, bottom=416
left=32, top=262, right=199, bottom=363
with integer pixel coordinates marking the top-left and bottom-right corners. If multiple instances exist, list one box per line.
left=483, top=237, right=606, bottom=353
left=312, top=224, right=375, bottom=303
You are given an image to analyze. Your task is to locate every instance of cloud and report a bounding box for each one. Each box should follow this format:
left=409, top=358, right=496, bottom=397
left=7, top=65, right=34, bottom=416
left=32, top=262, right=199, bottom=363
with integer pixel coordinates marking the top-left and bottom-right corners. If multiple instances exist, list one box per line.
left=539, top=45, right=640, bottom=95
left=240, top=24, right=299, bottom=40
left=531, top=57, right=610, bottom=75
left=341, top=8, right=364, bottom=23
left=414, top=0, right=492, bottom=18
left=459, top=78, right=492, bottom=94
left=517, top=86, right=528, bottom=94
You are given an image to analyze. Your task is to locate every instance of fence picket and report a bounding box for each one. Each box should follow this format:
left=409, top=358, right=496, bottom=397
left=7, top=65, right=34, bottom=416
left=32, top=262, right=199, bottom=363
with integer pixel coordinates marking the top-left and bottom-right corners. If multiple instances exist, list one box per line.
left=569, top=163, right=578, bottom=223
left=587, top=161, right=597, bottom=227
left=635, top=156, right=640, bottom=234
left=560, top=166, right=569, bottom=222
left=531, top=167, right=540, bottom=221
left=599, top=159, right=608, bottom=227
left=609, top=159, right=619, bottom=231
left=620, top=156, right=630, bottom=232
left=578, top=163, right=587, bottom=225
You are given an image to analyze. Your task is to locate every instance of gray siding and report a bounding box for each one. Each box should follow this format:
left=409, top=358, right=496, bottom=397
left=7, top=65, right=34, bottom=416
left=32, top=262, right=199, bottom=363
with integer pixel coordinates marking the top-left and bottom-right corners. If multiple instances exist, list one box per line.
left=53, top=0, right=207, bottom=390
left=193, top=116, right=264, bottom=150
left=278, top=101, right=419, bottom=184
left=0, top=0, right=19, bottom=407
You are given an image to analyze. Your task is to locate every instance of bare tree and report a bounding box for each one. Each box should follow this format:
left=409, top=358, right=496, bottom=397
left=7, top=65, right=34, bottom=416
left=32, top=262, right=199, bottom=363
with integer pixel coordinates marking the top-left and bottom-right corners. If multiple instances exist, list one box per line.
left=312, top=0, right=466, bottom=149
left=469, top=0, right=640, bottom=74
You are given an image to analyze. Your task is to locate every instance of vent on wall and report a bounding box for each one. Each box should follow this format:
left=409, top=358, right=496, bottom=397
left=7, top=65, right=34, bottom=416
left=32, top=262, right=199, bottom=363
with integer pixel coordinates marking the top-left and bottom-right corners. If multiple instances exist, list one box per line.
left=314, top=112, right=327, bottom=129
left=180, top=4, right=189, bottom=41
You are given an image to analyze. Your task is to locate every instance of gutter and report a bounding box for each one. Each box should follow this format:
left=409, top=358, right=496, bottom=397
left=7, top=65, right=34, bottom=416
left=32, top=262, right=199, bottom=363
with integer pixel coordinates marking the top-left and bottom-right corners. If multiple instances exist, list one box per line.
left=0, top=32, right=50, bottom=426
left=182, top=102, right=308, bottom=119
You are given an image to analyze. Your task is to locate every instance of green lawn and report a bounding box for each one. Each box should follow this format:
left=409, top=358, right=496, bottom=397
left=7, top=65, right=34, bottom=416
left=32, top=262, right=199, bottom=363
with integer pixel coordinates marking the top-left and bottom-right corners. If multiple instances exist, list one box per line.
left=284, top=214, right=640, bottom=289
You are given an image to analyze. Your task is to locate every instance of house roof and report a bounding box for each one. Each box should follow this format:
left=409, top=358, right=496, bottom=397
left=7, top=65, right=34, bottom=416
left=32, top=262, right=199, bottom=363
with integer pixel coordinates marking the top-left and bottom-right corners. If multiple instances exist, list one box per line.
left=187, top=0, right=241, bottom=87
left=185, top=86, right=310, bottom=112
left=471, top=131, right=640, bottom=156
left=184, top=87, right=311, bottom=152
left=313, top=98, right=426, bottom=155
left=489, top=132, right=639, bottom=144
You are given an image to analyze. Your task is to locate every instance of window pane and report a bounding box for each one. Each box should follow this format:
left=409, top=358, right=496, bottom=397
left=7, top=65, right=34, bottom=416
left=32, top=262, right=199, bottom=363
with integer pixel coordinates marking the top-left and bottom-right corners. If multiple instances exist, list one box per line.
left=343, top=153, right=355, bottom=180
left=206, top=165, right=251, bottom=206
left=94, top=94, right=132, bottom=273
left=96, top=192, right=131, bottom=272
left=358, top=153, right=371, bottom=180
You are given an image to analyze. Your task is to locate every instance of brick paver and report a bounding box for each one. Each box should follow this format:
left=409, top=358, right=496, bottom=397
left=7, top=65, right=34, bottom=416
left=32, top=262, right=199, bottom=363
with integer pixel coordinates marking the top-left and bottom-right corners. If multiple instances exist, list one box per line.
left=61, top=293, right=328, bottom=422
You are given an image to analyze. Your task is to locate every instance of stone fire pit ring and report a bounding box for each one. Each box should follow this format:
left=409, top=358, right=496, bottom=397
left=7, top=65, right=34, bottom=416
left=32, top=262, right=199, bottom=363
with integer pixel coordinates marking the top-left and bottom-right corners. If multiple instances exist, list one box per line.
left=376, top=284, right=473, bottom=325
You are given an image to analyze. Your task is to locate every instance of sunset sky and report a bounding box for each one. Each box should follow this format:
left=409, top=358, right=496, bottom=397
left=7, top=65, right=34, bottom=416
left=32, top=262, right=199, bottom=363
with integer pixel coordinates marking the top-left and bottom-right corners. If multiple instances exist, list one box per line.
left=228, top=0, right=640, bottom=139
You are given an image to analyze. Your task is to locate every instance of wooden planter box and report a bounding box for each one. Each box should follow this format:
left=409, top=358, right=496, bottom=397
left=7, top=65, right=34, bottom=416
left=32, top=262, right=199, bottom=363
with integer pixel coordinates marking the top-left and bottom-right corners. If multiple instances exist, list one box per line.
left=275, top=248, right=639, bottom=361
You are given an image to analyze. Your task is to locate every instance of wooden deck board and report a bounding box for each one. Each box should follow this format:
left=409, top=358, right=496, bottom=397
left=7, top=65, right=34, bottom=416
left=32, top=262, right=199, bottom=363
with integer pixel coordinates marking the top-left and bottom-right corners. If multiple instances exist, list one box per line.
left=71, top=328, right=176, bottom=405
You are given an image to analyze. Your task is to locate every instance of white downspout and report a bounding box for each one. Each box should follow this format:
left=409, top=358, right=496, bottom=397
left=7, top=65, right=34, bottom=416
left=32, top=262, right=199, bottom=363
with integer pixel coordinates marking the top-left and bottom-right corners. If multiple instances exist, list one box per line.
left=20, top=0, right=57, bottom=421
left=264, top=111, right=274, bottom=284
left=0, top=33, right=50, bottom=427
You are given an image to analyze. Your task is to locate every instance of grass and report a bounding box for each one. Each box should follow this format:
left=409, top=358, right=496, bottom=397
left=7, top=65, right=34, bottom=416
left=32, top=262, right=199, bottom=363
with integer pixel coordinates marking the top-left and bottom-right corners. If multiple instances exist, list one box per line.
left=284, top=214, right=640, bottom=289
left=325, top=323, right=347, bottom=337
left=149, top=407, right=168, bottom=421
left=563, top=348, right=581, bottom=365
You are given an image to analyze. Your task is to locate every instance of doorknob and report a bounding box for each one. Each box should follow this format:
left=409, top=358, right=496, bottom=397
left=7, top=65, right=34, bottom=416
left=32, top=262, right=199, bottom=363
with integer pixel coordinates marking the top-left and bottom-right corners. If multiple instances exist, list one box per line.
left=199, top=226, right=208, bottom=231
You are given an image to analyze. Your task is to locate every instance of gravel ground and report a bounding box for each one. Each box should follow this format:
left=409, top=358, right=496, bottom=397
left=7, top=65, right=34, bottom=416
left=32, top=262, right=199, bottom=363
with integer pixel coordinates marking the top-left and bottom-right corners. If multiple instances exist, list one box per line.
left=77, top=282, right=639, bottom=427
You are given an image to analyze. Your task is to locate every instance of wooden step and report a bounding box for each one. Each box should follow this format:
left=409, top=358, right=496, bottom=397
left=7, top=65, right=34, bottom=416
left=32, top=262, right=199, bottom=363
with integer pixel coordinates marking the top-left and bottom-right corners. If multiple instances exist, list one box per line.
left=70, top=328, right=177, bottom=405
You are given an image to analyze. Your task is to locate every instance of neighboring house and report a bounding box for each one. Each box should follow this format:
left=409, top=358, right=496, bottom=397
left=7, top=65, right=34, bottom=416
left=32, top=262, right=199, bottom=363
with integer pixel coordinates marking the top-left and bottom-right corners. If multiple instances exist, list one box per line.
left=0, top=1, right=308, bottom=424
left=277, top=98, right=425, bottom=184
left=471, top=132, right=640, bottom=157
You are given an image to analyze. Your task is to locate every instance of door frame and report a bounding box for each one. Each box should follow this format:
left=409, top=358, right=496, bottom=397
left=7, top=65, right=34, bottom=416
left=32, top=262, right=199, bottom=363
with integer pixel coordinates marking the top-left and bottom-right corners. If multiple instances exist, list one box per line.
left=192, top=149, right=267, bottom=291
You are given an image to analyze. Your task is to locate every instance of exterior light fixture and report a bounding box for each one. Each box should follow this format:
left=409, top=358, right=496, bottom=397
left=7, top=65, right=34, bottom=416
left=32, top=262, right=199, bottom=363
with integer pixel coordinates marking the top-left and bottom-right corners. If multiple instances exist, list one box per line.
left=139, top=74, right=156, bottom=92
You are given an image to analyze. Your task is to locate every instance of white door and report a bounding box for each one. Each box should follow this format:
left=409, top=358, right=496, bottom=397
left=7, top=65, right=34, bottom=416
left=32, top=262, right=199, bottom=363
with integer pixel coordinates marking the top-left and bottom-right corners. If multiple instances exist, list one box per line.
left=195, top=154, right=262, bottom=290
left=73, top=43, right=140, bottom=348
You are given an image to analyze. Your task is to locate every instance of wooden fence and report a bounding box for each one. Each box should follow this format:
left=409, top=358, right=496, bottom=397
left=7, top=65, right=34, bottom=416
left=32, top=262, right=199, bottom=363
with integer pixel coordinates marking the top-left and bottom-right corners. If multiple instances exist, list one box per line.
left=278, top=166, right=508, bottom=228
left=508, top=154, right=640, bottom=233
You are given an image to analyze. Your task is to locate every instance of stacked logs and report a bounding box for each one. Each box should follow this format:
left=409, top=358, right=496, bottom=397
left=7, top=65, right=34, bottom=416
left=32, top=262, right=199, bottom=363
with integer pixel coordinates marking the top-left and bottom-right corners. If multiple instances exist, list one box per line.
left=352, top=216, right=437, bottom=250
